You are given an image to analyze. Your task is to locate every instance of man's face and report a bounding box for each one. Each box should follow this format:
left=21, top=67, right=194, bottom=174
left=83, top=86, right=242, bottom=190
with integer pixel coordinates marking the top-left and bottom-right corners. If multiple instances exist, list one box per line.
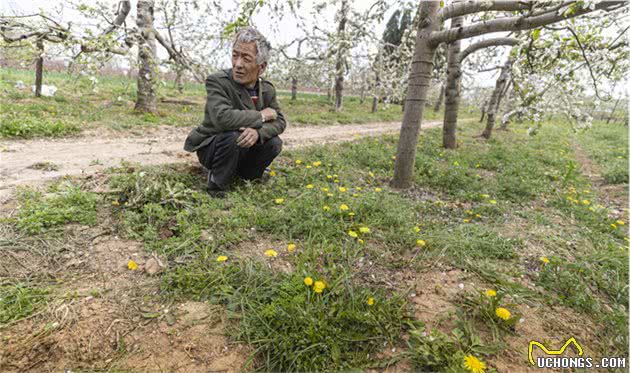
left=232, top=41, right=266, bottom=88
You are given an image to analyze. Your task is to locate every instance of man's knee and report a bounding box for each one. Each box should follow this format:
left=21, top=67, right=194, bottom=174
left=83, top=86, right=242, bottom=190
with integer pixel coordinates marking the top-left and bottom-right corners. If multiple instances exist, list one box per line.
left=266, top=136, right=282, bottom=157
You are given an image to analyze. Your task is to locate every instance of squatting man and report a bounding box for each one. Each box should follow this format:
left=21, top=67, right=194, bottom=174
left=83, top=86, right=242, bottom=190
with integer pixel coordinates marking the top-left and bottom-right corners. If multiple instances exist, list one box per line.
left=184, top=26, right=285, bottom=196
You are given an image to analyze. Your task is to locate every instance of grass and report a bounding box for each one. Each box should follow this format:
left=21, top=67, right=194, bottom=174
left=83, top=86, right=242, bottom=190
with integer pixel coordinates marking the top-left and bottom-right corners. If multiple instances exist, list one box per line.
left=2, top=112, right=628, bottom=370
left=164, top=258, right=416, bottom=372
left=14, top=182, right=98, bottom=234
left=0, top=282, right=50, bottom=327
left=576, top=121, right=629, bottom=184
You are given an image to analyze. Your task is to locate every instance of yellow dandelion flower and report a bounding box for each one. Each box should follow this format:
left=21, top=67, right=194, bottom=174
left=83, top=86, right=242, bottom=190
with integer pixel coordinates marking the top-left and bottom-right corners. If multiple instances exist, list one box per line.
left=264, top=249, right=278, bottom=258
left=295, top=160, right=302, bottom=165
left=127, top=260, right=138, bottom=271
left=269, top=170, right=277, bottom=177
left=375, top=187, right=382, bottom=192
left=481, top=194, right=490, bottom=198
left=611, top=223, right=618, bottom=229
left=485, top=289, right=497, bottom=297
left=287, top=243, right=296, bottom=252
left=306, top=184, right=314, bottom=189
left=463, top=219, right=471, bottom=223
left=304, top=277, right=314, bottom=286
left=339, top=187, right=347, bottom=192
left=582, top=199, right=590, bottom=205
left=475, top=214, right=482, bottom=218
left=348, top=212, right=355, bottom=217
left=327, top=175, right=333, bottom=180
left=323, top=205, right=330, bottom=211
left=359, top=226, right=370, bottom=234
left=334, top=179, right=340, bottom=183
left=391, top=156, right=396, bottom=160
left=306, top=165, right=312, bottom=169
left=414, top=226, right=421, bottom=233
left=352, top=193, right=359, bottom=197
left=417, top=239, right=426, bottom=247
left=274, top=198, right=284, bottom=204
left=340, top=204, right=349, bottom=211
left=369, top=171, right=375, bottom=178
left=475, top=163, right=481, bottom=168
left=313, top=280, right=326, bottom=293
left=216, top=255, right=228, bottom=262
left=367, top=297, right=375, bottom=306
left=327, top=193, right=334, bottom=197
left=321, top=187, right=329, bottom=192
left=111, top=200, right=120, bottom=206
left=453, top=161, right=459, bottom=166
left=464, top=355, right=486, bottom=373
left=540, top=256, right=550, bottom=264
left=495, top=307, right=511, bottom=321
left=617, top=220, right=625, bottom=226
left=356, top=187, right=362, bottom=191
left=358, top=239, right=365, bottom=244
left=313, top=161, right=322, bottom=167
left=489, top=200, right=497, bottom=204
left=348, top=230, right=358, bottom=238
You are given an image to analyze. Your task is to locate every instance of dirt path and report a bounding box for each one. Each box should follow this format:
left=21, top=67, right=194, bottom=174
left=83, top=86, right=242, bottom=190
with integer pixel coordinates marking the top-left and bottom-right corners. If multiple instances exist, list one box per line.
left=0, top=120, right=443, bottom=201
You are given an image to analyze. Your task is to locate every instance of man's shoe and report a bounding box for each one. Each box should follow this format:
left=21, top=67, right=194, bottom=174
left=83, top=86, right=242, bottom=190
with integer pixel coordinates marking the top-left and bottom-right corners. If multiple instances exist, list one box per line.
left=207, top=179, right=226, bottom=198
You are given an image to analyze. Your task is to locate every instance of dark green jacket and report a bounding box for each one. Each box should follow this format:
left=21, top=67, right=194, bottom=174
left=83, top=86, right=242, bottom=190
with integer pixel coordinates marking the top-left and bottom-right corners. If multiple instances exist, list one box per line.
left=184, top=69, right=286, bottom=152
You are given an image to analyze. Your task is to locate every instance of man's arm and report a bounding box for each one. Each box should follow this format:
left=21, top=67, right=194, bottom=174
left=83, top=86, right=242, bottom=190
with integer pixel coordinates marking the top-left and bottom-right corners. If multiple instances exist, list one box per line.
left=257, top=85, right=286, bottom=143
left=205, top=76, right=263, bottom=131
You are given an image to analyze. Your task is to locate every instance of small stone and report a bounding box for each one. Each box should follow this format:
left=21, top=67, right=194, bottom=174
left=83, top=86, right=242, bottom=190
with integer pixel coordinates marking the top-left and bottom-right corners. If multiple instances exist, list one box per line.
left=145, top=257, right=164, bottom=275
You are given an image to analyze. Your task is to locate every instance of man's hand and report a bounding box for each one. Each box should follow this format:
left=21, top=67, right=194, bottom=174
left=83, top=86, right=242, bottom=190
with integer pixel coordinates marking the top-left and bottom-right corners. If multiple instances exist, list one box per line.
left=260, top=108, right=277, bottom=122
left=237, top=127, right=259, bottom=148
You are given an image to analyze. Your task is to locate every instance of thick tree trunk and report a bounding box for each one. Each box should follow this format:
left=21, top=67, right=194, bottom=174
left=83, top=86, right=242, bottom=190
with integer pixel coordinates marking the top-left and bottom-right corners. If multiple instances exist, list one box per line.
left=334, top=0, right=349, bottom=112
left=391, top=2, right=440, bottom=189
left=34, top=39, right=44, bottom=97
left=291, top=77, right=298, bottom=101
left=434, top=83, right=445, bottom=113
left=481, top=55, right=514, bottom=139
left=442, top=15, right=463, bottom=149
left=135, top=0, right=157, bottom=113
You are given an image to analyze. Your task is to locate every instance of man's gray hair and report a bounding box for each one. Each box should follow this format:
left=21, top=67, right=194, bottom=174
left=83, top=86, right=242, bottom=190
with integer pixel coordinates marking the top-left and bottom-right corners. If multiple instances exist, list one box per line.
left=233, top=26, right=272, bottom=65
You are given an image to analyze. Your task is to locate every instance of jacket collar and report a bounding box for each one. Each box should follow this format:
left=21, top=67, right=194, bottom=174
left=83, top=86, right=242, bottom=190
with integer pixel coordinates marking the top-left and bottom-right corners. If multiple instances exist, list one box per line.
left=223, top=68, right=265, bottom=110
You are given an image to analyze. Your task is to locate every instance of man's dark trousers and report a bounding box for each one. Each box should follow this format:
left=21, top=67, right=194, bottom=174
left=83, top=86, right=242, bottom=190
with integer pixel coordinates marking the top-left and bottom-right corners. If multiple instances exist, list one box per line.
left=196, top=130, right=282, bottom=189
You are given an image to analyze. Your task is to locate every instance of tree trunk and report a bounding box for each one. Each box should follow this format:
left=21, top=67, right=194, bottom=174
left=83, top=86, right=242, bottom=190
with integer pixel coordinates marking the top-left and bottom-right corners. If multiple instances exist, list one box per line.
left=291, top=76, right=298, bottom=101
left=34, top=39, right=44, bottom=97
left=607, top=97, right=621, bottom=124
left=371, top=96, right=378, bottom=113
left=391, top=1, right=440, bottom=189
left=360, top=78, right=366, bottom=104
left=334, top=0, right=349, bottom=112
left=499, top=86, right=513, bottom=130
left=479, top=99, right=488, bottom=123
left=434, top=83, right=445, bottom=113
left=175, top=68, right=184, bottom=94
left=481, top=55, right=514, bottom=139
left=135, top=0, right=158, bottom=113
left=441, top=15, right=464, bottom=149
